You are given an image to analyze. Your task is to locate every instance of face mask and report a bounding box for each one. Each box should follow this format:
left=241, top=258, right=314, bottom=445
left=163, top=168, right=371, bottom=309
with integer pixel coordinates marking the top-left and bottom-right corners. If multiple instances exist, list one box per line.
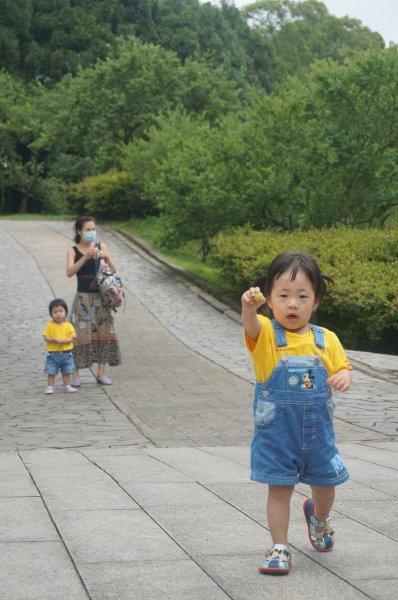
left=82, top=231, right=96, bottom=243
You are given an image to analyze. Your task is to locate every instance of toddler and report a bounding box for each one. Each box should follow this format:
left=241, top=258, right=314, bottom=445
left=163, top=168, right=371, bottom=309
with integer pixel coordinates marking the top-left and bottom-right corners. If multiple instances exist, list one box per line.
left=43, top=299, right=77, bottom=394
left=241, top=251, right=352, bottom=575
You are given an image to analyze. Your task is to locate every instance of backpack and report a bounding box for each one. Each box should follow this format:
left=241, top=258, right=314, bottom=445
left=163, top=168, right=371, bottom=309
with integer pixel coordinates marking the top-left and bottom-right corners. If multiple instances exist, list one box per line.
left=95, top=256, right=125, bottom=311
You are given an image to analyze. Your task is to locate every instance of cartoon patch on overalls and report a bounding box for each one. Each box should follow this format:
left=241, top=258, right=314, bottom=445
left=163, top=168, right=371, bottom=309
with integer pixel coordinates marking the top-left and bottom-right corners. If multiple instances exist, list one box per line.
left=301, top=369, right=316, bottom=390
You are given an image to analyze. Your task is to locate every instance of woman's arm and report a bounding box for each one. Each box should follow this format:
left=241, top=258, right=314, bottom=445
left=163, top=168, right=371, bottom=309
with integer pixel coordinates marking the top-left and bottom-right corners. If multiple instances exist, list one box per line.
left=66, top=246, right=97, bottom=277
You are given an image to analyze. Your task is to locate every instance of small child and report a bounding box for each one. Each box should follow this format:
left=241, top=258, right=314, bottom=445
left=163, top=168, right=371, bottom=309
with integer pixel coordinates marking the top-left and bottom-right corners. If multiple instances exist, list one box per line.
left=43, top=299, right=77, bottom=394
left=241, top=251, right=352, bottom=575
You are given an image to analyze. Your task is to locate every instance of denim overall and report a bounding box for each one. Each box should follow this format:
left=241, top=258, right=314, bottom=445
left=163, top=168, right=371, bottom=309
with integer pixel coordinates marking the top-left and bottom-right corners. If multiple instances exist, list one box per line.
left=250, top=319, right=349, bottom=487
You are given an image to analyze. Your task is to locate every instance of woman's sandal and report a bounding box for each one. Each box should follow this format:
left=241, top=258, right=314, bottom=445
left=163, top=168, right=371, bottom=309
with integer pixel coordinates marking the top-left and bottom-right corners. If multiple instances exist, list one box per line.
left=97, top=375, right=112, bottom=385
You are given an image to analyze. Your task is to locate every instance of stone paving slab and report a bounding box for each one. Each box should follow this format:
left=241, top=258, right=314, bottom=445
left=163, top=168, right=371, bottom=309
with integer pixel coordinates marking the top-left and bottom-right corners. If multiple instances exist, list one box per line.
left=0, top=541, right=89, bottom=600
left=79, top=560, right=230, bottom=600
left=0, top=496, right=59, bottom=542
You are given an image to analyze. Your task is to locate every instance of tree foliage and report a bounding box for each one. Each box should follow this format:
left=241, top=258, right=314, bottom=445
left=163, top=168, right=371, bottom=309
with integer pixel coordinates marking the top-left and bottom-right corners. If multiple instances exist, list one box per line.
left=0, top=0, right=274, bottom=88
left=121, top=46, right=398, bottom=247
left=243, top=0, right=384, bottom=81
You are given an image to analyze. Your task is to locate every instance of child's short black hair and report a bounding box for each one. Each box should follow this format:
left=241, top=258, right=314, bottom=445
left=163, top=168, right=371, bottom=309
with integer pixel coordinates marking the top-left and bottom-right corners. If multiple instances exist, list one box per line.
left=252, top=252, right=333, bottom=317
left=263, top=251, right=333, bottom=304
left=49, top=298, right=68, bottom=317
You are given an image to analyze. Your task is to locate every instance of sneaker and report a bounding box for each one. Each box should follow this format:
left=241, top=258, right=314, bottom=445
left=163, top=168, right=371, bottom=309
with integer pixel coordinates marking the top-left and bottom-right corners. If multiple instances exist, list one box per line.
left=303, top=498, right=334, bottom=552
left=64, top=385, right=77, bottom=393
left=45, top=386, right=55, bottom=394
left=259, top=544, right=291, bottom=575
left=97, top=375, right=112, bottom=385
left=71, top=375, right=81, bottom=388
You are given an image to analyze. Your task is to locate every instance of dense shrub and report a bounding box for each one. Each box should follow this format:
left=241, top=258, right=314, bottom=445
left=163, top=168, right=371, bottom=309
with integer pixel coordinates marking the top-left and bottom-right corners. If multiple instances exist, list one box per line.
left=212, top=227, right=398, bottom=353
left=64, top=170, right=152, bottom=219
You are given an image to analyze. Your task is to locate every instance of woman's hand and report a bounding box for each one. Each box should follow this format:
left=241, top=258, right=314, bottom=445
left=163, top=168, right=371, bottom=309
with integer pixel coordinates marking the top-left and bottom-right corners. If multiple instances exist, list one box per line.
left=98, top=242, right=115, bottom=271
left=86, top=246, right=100, bottom=260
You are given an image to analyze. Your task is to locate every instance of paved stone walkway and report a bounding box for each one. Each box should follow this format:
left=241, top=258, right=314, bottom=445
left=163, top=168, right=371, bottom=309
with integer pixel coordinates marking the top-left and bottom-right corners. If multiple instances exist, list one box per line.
left=0, top=220, right=397, bottom=600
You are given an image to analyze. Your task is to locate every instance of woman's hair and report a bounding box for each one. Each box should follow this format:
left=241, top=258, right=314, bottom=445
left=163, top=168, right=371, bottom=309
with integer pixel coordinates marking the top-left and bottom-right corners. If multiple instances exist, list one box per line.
left=73, top=216, right=96, bottom=243
left=49, top=298, right=68, bottom=317
left=254, top=251, right=333, bottom=305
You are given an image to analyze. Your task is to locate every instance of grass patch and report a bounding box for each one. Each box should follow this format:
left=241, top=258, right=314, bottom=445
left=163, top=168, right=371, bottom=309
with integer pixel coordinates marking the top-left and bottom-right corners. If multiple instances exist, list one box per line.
left=0, top=213, right=73, bottom=220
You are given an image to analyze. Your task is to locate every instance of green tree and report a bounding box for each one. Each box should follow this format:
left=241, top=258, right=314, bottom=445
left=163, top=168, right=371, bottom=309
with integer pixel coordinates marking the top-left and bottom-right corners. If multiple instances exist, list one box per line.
left=34, top=38, right=186, bottom=179
left=0, top=0, right=31, bottom=74
left=124, top=110, right=247, bottom=259
left=34, top=37, right=241, bottom=183
left=0, top=72, right=48, bottom=213
left=243, top=0, right=384, bottom=81
left=235, top=47, right=398, bottom=230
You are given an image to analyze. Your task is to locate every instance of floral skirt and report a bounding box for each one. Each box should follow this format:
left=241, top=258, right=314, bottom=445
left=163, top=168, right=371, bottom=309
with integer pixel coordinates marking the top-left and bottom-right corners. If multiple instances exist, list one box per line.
left=70, top=292, right=121, bottom=369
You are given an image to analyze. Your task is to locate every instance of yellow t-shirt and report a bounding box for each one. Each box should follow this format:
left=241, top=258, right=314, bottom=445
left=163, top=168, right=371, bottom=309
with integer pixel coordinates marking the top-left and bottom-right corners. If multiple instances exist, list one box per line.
left=42, top=321, right=76, bottom=352
left=245, top=315, right=351, bottom=382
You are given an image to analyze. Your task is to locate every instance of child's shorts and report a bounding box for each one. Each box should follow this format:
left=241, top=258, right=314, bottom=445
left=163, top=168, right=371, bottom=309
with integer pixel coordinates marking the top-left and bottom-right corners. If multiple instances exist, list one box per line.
left=44, top=351, right=75, bottom=376
left=250, top=397, right=349, bottom=487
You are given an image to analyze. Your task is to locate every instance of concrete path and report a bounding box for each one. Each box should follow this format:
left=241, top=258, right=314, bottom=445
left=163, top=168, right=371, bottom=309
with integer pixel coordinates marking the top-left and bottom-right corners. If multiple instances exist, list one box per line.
left=0, top=220, right=397, bottom=600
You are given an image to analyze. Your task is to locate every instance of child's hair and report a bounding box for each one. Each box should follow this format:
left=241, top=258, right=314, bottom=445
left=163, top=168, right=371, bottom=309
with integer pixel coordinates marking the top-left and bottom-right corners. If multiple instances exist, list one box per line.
left=254, top=251, right=333, bottom=306
left=73, top=215, right=96, bottom=243
left=49, top=298, right=68, bottom=317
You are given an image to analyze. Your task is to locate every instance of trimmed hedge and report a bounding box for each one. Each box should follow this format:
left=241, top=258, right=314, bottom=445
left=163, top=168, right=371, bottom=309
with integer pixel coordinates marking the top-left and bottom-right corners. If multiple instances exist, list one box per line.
left=212, top=227, right=398, bottom=353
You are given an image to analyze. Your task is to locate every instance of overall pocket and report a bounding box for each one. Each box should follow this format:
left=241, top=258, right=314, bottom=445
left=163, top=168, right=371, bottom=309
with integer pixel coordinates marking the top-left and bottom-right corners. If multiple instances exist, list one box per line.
left=255, top=401, right=276, bottom=429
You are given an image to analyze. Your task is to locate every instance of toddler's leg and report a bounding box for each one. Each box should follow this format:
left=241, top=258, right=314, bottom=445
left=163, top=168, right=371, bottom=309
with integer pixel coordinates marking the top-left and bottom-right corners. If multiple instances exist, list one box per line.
left=62, top=374, right=77, bottom=394
left=303, top=486, right=335, bottom=552
left=259, top=485, right=294, bottom=574
left=311, top=486, right=335, bottom=521
left=267, top=484, right=295, bottom=544
left=45, top=374, right=56, bottom=394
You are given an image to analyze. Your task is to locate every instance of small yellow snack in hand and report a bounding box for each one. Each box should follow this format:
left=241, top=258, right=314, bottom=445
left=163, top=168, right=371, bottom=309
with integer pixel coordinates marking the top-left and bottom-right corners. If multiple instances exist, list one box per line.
left=253, top=291, right=265, bottom=303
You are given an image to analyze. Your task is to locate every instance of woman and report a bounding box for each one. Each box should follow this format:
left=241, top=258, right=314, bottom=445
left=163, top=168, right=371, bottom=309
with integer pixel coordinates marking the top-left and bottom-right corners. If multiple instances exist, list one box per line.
left=66, top=216, right=121, bottom=386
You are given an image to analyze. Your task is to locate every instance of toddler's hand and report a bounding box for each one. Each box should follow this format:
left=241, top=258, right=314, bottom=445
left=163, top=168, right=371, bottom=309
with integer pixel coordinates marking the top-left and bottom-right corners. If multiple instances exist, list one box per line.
left=241, top=287, right=267, bottom=309
left=327, top=369, right=352, bottom=392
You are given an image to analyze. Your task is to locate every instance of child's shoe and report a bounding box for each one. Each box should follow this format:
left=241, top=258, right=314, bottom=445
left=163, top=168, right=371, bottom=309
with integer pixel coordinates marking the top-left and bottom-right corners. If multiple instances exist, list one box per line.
left=45, top=386, right=55, bottom=394
left=303, top=498, right=334, bottom=552
left=259, top=544, right=291, bottom=575
left=64, top=385, right=77, bottom=394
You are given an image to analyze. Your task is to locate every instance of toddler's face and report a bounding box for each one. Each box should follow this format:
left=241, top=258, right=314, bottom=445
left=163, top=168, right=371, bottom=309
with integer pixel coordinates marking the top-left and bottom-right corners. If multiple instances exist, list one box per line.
left=51, top=306, right=67, bottom=324
left=267, top=269, right=318, bottom=335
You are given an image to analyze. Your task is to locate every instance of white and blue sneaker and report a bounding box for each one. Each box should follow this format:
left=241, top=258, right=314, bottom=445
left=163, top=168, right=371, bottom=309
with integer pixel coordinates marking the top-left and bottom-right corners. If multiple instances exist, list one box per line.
left=259, top=544, right=291, bottom=575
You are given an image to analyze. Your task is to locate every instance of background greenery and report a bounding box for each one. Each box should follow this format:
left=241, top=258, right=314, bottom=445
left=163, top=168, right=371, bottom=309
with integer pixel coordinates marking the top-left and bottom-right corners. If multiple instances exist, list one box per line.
left=1, top=0, right=397, bottom=352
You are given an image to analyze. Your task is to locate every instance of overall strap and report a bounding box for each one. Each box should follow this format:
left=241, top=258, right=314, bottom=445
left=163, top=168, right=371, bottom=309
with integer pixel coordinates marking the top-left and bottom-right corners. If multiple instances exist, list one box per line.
left=271, top=319, right=288, bottom=347
left=309, top=323, right=325, bottom=349
left=271, top=319, right=325, bottom=349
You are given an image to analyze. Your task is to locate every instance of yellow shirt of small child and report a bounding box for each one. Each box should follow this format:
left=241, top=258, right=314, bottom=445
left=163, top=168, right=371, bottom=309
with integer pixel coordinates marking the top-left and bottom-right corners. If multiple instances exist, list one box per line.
left=42, top=321, right=76, bottom=352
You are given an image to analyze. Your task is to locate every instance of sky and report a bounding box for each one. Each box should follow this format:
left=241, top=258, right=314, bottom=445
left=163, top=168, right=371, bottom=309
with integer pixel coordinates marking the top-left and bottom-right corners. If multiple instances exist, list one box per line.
left=210, top=1, right=398, bottom=45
